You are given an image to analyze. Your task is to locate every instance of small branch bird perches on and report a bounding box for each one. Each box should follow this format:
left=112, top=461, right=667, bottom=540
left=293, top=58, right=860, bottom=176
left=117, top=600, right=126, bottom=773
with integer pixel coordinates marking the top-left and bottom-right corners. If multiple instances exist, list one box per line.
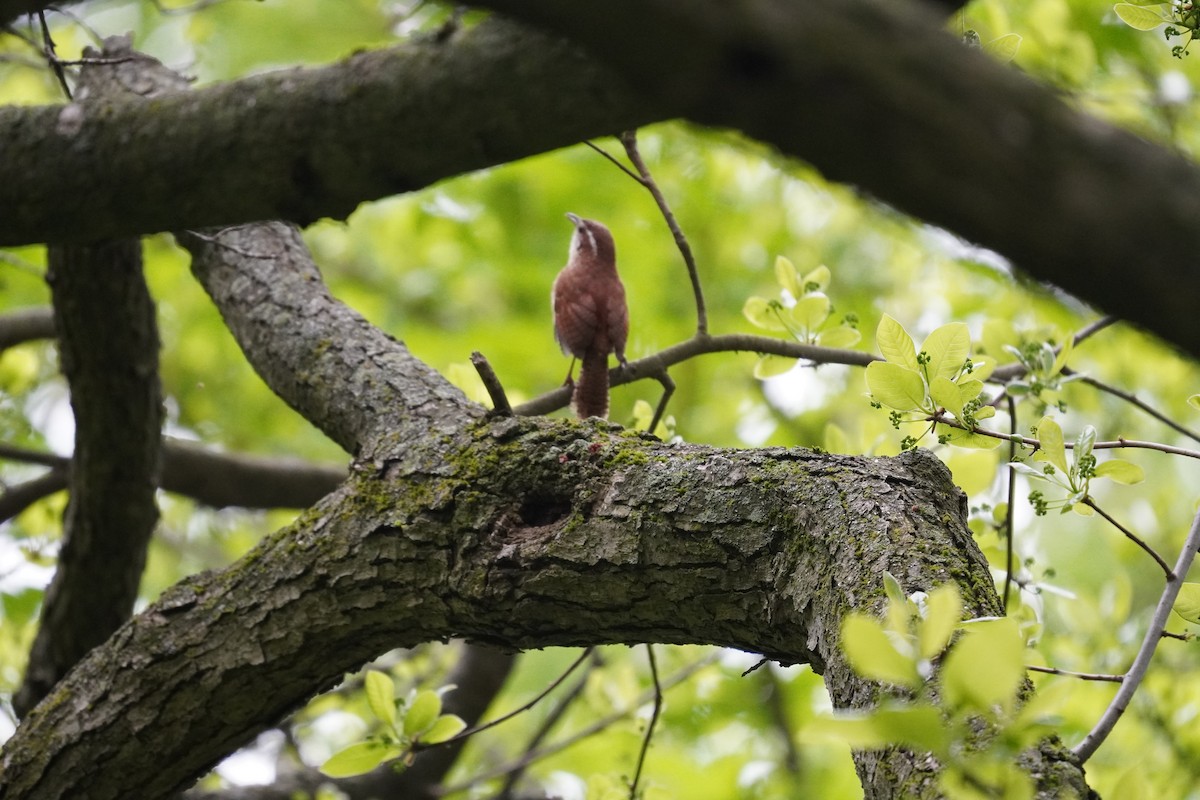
left=552, top=214, right=629, bottom=419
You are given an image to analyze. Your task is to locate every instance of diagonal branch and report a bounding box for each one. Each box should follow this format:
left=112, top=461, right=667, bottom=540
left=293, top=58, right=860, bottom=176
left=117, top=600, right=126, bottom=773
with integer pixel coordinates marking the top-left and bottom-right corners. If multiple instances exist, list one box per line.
left=179, top=223, right=481, bottom=456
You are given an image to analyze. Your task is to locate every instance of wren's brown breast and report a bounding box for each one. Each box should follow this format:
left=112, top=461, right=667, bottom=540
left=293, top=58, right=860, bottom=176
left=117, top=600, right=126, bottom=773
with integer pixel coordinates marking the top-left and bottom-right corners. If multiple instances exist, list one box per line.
left=552, top=214, right=628, bottom=419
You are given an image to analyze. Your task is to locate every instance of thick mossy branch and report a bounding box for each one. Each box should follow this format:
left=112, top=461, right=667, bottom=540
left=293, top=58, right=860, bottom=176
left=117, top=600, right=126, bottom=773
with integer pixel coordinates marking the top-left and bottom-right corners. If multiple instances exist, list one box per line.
left=0, top=418, right=1018, bottom=800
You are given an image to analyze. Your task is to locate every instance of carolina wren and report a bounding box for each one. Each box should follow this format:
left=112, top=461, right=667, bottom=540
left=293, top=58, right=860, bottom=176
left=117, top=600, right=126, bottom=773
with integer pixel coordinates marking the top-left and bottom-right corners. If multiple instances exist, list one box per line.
left=552, top=213, right=629, bottom=419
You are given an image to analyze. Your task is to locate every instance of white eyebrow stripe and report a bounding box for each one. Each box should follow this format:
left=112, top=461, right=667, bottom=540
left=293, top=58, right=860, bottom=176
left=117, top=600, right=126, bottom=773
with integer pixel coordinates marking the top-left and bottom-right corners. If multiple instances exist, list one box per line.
left=578, top=224, right=596, bottom=254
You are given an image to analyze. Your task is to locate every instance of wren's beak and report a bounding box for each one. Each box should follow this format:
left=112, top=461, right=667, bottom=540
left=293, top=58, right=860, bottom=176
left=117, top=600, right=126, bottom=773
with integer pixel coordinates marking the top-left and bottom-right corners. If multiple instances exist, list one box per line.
left=565, top=212, right=583, bottom=228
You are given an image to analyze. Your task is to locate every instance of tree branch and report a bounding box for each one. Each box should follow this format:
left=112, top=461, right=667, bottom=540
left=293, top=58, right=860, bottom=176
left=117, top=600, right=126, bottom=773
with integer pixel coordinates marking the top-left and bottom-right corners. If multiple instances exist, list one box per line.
left=0, top=438, right=345, bottom=513
left=0, top=16, right=656, bottom=245
left=178, top=223, right=480, bottom=457
left=0, top=306, right=54, bottom=350
left=0, top=218, right=1089, bottom=799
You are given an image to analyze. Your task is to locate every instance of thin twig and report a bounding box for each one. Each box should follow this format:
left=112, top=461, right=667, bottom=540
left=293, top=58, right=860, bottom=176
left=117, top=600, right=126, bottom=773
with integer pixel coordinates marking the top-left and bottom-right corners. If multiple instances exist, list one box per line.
left=930, top=412, right=1200, bottom=461
left=629, top=645, right=662, bottom=800
left=1083, top=498, right=1174, bottom=579
left=583, top=140, right=644, bottom=184
left=436, top=653, right=720, bottom=797
left=515, top=331, right=875, bottom=417
left=618, top=130, right=708, bottom=335
left=1071, top=315, right=1119, bottom=346
left=423, top=647, right=594, bottom=749
left=1069, top=370, right=1200, bottom=445
left=38, top=12, right=71, bottom=99
left=1003, top=395, right=1017, bottom=614
left=1074, top=504, right=1200, bottom=761
left=1026, top=664, right=1124, bottom=683
left=470, top=351, right=512, bottom=416
left=496, top=651, right=600, bottom=799
left=646, top=365, right=676, bottom=436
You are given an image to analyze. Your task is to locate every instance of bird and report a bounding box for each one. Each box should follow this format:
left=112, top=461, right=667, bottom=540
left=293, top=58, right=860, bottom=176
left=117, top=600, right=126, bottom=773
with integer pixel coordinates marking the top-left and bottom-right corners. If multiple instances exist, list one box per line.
left=552, top=213, right=629, bottom=419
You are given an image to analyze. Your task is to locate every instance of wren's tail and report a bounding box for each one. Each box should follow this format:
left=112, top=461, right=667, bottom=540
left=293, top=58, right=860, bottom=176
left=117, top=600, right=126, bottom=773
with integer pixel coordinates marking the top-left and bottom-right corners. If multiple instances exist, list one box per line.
left=573, top=348, right=610, bottom=419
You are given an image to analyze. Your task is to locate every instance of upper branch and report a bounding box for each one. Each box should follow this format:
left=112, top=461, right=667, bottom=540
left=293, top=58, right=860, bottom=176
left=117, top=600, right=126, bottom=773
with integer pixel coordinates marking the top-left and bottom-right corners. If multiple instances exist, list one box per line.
left=0, top=16, right=656, bottom=245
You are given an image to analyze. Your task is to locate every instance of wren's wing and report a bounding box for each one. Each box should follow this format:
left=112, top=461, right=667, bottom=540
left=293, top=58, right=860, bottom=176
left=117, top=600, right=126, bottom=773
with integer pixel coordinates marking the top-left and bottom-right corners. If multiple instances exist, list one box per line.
left=552, top=277, right=601, bottom=357
left=606, top=281, right=629, bottom=361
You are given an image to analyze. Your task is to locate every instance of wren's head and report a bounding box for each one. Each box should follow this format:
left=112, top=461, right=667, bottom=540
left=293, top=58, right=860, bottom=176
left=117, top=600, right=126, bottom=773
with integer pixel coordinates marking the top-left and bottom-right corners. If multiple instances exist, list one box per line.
left=566, top=213, right=616, bottom=267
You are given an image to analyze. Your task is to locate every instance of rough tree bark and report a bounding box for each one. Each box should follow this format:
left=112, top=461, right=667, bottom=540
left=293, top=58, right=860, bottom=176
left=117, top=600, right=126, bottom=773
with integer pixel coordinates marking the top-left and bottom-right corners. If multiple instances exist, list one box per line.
left=0, top=222, right=1093, bottom=799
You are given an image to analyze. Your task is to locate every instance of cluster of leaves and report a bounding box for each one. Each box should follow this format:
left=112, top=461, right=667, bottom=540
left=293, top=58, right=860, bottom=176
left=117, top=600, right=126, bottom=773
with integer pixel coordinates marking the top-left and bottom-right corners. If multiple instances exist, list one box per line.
left=743, top=257, right=860, bottom=378
left=1001, top=337, right=1078, bottom=413
left=865, top=315, right=998, bottom=450
left=319, top=671, right=466, bottom=778
left=1115, top=0, right=1200, bottom=57
left=816, top=574, right=1060, bottom=800
left=1010, top=416, right=1144, bottom=516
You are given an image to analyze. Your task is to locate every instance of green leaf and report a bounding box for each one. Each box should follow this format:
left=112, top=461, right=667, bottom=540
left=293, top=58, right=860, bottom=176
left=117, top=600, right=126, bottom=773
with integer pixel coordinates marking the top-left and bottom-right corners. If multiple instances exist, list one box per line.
left=404, top=690, right=442, bottom=738
left=866, top=362, right=927, bottom=411
left=1051, top=334, right=1074, bottom=376
left=1033, top=416, right=1069, bottom=475
left=955, top=378, right=984, bottom=402
left=365, top=671, right=397, bottom=728
left=753, top=354, right=795, bottom=379
left=817, top=325, right=861, bottom=349
left=929, top=376, right=963, bottom=418
left=743, top=296, right=788, bottom=332
left=876, top=314, right=918, bottom=370
left=985, top=32, right=1022, bottom=62
left=883, top=570, right=907, bottom=608
left=809, top=704, right=949, bottom=753
left=921, top=323, right=971, bottom=382
left=320, top=740, right=405, bottom=778
left=841, top=613, right=921, bottom=689
left=1093, top=459, right=1145, bottom=484
left=943, top=618, right=1025, bottom=713
left=943, top=427, right=1002, bottom=449
left=1189, top=393, right=1200, bottom=410
left=421, top=713, right=467, bottom=744
left=1074, top=425, right=1096, bottom=466
left=801, top=264, right=832, bottom=293
left=774, top=255, right=801, bottom=297
left=918, top=585, right=962, bottom=660
left=968, top=355, right=996, bottom=382
left=1172, top=582, right=1200, bottom=624
left=792, top=292, right=831, bottom=331
left=1114, top=3, right=1168, bottom=30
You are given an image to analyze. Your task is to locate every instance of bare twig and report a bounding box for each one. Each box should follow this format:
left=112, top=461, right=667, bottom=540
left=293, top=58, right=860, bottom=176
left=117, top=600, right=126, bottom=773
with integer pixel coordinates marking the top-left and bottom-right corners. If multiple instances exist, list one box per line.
left=930, top=412, right=1200, bottom=461
left=425, top=647, right=594, bottom=749
left=629, top=644, right=662, bottom=800
left=37, top=13, right=71, bottom=98
left=1026, top=665, right=1124, bottom=683
left=1002, top=395, right=1017, bottom=614
left=645, top=364, right=676, bottom=436
left=1071, top=315, right=1119, bottom=346
left=496, top=651, right=600, bottom=799
left=1069, top=370, right=1200, bottom=445
left=436, top=653, right=720, bottom=797
left=618, top=130, right=708, bottom=335
left=1074, top=505, right=1200, bottom=761
left=1083, top=498, right=1174, bottom=578
left=470, top=351, right=513, bottom=416
left=515, top=332, right=874, bottom=417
